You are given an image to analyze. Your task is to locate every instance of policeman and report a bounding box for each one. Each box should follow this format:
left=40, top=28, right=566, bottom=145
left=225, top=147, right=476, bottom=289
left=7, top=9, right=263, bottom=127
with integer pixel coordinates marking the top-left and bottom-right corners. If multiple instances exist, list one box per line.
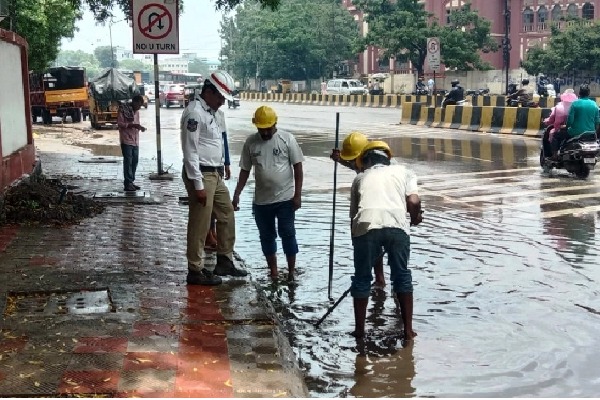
left=181, top=70, right=248, bottom=286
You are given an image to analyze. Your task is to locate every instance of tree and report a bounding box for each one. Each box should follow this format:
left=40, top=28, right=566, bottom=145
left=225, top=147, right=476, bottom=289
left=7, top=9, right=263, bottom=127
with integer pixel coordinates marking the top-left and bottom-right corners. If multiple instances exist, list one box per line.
left=118, top=58, right=152, bottom=72
left=522, top=21, right=600, bottom=76
left=353, top=0, right=498, bottom=77
left=0, top=0, right=81, bottom=72
left=94, top=45, right=118, bottom=68
left=188, top=58, right=211, bottom=77
left=220, top=0, right=360, bottom=82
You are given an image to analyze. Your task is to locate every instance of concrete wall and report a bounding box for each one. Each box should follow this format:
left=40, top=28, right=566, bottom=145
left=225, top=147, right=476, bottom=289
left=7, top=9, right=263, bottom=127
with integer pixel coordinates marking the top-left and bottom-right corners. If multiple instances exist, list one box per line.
left=0, top=28, right=35, bottom=192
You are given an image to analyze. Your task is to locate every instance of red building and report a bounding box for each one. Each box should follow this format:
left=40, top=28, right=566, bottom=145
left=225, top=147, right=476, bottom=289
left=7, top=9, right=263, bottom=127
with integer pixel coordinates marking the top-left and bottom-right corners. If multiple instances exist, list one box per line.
left=344, top=0, right=599, bottom=74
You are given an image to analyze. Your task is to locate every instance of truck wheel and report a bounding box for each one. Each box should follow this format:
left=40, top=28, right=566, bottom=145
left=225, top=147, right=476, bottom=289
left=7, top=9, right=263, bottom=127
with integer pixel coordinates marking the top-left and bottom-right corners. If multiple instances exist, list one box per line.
left=42, top=110, right=52, bottom=125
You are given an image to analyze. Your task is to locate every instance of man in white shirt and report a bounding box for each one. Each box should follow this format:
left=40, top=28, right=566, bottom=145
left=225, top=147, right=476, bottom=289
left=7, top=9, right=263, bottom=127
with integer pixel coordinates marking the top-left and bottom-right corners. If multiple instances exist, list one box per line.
left=181, top=70, right=247, bottom=286
left=350, top=140, right=423, bottom=341
left=232, top=106, right=304, bottom=281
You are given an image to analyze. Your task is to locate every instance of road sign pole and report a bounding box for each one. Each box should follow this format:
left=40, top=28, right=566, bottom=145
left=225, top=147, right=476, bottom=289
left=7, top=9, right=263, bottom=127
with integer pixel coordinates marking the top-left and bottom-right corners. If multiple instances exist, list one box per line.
left=154, top=53, right=163, bottom=175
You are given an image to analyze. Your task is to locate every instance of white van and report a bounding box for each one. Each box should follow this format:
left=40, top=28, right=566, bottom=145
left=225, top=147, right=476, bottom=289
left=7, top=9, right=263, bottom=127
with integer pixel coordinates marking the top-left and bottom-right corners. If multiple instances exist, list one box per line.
left=326, top=79, right=366, bottom=95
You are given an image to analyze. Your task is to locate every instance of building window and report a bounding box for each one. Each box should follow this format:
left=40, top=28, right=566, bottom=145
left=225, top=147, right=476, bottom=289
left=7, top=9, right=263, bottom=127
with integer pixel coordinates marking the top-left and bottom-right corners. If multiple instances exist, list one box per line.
left=523, top=7, right=534, bottom=32
left=567, top=3, right=578, bottom=18
left=538, top=5, right=548, bottom=31
left=551, top=4, right=562, bottom=21
left=582, top=2, right=594, bottom=20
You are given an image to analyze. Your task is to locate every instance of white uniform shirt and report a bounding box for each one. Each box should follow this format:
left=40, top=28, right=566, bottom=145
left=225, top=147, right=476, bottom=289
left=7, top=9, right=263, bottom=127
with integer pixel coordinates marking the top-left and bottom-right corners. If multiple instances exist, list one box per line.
left=350, top=164, right=419, bottom=237
left=180, top=97, right=224, bottom=190
left=239, top=130, right=304, bottom=205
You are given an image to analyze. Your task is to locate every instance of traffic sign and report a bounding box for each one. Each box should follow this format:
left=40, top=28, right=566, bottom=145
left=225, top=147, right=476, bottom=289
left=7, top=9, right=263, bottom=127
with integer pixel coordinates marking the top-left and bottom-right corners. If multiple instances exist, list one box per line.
left=427, top=37, right=441, bottom=72
left=133, top=0, right=179, bottom=54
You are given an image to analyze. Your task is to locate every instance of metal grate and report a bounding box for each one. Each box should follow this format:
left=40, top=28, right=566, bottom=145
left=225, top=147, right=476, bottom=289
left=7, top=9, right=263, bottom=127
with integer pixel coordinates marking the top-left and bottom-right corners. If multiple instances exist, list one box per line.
left=4, top=289, right=114, bottom=316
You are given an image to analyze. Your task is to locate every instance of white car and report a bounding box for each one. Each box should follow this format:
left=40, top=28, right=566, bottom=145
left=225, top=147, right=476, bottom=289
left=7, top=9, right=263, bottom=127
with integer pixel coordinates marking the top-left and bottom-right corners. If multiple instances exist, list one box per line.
left=144, top=84, right=156, bottom=102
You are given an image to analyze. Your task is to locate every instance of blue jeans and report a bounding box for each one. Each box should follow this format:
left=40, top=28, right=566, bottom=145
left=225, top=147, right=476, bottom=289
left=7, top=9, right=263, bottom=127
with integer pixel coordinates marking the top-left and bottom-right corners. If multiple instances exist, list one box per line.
left=351, top=228, right=411, bottom=298
left=121, top=144, right=139, bottom=187
left=252, top=200, right=298, bottom=257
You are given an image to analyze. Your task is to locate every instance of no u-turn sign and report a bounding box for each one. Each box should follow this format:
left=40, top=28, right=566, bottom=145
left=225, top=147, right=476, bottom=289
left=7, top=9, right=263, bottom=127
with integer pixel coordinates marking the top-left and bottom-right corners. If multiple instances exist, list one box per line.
left=132, top=0, right=179, bottom=54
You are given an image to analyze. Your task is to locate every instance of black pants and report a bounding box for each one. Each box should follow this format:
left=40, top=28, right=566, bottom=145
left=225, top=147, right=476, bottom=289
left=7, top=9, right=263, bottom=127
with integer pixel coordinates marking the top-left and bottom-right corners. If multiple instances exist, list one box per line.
left=552, top=129, right=570, bottom=153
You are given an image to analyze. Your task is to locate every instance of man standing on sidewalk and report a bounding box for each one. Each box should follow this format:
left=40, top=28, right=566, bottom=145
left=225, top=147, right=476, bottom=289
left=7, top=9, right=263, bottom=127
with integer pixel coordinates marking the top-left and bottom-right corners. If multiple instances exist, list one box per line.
left=232, top=106, right=304, bottom=281
left=349, top=141, right=423, bottom=341
left=181, top=70, right=248, bottom=286
left=117, top=95, right=146, bottom=192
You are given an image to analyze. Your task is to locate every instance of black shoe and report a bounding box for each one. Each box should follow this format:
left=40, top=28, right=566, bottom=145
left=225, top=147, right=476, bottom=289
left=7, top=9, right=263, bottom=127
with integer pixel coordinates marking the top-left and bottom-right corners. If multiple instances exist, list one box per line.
left=124, top=184, right=137, bottom=192
left=132, top=184, right=141, bottom=190
left=187, top=269, right=222, bottom=285
left=214, top=255, right=248, bottom=277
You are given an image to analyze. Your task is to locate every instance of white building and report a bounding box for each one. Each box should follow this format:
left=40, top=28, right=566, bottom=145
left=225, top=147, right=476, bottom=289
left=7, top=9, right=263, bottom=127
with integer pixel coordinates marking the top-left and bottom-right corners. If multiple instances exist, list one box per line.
left=158, top=57, right=190, bottom=74
left=114, top=46, right=133, bottom=62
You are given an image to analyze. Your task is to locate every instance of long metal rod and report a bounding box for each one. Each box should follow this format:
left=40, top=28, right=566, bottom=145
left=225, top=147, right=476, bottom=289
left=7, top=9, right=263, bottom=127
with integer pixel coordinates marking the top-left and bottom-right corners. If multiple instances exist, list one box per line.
left=315, top=287, right=350, bottom=328
left=327, top=112, right=340, bottom=300
left=154, top=53, right=163, bottom=174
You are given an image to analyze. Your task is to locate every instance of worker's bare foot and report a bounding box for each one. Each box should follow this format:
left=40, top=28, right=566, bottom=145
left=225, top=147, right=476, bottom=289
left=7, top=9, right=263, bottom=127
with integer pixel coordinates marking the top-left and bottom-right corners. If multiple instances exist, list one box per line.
left=403, top=329, right=417, bottom=341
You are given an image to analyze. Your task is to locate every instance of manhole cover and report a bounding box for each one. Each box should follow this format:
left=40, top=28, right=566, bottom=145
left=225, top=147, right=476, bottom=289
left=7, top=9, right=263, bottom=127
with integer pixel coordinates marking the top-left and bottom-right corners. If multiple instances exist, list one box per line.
left=4, top=289, right=114, bottom=316
left=78, top=157, right=119, bottom=164
left=95, top=191, right=147, bottom=199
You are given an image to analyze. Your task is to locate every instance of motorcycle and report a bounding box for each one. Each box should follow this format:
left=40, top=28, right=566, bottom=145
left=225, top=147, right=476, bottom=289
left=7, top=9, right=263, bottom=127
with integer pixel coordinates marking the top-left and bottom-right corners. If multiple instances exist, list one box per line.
left=442, top=87, right=465, bottom=108
left=414, top=86, right=429, bottom=95
left=227, top=93, right=240, bottom=109
left=466, top=88, right=490, bottom=97
left=506, top=90, right=538, bottom=107
left=540, top=129, right=600, bottom=179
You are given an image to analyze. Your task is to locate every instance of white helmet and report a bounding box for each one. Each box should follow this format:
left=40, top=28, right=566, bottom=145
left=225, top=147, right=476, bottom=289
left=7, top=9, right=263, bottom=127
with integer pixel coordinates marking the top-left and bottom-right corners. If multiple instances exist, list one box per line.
left=208, top=70, right=235, bottom=101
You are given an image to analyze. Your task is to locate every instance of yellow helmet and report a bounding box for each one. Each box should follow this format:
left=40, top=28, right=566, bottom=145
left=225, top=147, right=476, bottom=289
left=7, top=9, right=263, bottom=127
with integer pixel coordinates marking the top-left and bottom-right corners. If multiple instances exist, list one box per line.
left=340, top=131, right=369, bottom=161
left=252, top=106, right=278, bottom=128
left=356, top=140, right=392, bottom=169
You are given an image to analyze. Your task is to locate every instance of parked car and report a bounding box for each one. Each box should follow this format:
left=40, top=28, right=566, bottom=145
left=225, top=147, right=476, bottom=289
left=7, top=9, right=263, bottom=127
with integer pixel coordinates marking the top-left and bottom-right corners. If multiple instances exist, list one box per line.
left=144, top=84, right=155, bottom=103
left=349, top=79, right=368, bottom=95
left=159, top=84, right=185, bottom=108
left=326, top=79, right=366, bottom=95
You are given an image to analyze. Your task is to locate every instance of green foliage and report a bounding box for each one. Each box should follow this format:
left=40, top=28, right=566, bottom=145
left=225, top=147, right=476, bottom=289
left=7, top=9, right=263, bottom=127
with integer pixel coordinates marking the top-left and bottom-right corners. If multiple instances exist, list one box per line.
left=220, top=0, right=360, bottom=81
left=522, top=20, right=600, bottom=75
left=353, top=0, right=498, bottom=75
left=0, top=0, right=81, bottom=72
left=55, top=49, right=102, bottom=80
left=188, top=58, right=211, bottom=76
left=94, top=45, right=118, bottom=68
left=118, top=58, right=152, bottom=72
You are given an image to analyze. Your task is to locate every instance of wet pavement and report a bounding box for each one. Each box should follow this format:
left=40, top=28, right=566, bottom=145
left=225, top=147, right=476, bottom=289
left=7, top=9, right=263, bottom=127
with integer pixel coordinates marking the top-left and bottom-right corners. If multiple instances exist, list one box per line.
left=23, top=104, right=600, bottom=396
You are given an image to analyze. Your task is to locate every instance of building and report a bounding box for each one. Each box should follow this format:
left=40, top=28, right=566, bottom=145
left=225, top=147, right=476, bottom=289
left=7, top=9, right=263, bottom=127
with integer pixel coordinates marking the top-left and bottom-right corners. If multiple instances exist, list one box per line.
left=113, top=46, right=133, bottom=62
left=344, top=0, right=599, bottom=75
left=158, top=57, right=189, bottom=74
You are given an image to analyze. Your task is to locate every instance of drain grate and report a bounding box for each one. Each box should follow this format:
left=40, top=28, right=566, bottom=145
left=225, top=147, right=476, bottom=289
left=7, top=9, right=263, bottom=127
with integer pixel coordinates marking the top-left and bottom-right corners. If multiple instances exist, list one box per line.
left=4, top=289, right=114, bottom=316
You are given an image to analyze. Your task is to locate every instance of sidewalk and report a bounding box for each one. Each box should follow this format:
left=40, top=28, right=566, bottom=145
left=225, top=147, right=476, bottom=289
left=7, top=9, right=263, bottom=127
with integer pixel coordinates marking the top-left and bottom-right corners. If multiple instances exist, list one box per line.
left=0, top=149, right=308, bottom=397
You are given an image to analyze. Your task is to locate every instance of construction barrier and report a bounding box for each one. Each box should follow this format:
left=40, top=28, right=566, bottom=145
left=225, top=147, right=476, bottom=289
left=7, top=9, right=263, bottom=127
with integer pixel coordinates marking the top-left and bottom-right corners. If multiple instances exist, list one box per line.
left=403, top=105, right=552, bottom=137
left=240, top=93, right=444, bottom=108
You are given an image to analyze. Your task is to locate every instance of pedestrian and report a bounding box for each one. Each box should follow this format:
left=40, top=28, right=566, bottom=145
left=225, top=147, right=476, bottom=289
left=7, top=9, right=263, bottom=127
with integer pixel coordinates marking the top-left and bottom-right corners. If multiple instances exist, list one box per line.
left=205, top=109, right=232, bottom=251
left=330, top=131, right=386, bottom=289
left=553, top=77, right=561, bottom=94
left=117, top=95, right=146, bottom=192
left=181, top=70, right=248, bottom=286
left=427, top=77, right=435, bottom=95
left=232, top=106, right=304, bottom=281
left=349, top=140, right=423, bottom=341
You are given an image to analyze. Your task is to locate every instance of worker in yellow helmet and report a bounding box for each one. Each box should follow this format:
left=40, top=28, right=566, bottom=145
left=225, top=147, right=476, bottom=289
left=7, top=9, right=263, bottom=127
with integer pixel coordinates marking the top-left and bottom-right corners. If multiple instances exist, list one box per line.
left=233, top=106, right=305, bottom=281
left=350, top=140, right=423, bottom=341
left=330, top=132, right=386, bottom=289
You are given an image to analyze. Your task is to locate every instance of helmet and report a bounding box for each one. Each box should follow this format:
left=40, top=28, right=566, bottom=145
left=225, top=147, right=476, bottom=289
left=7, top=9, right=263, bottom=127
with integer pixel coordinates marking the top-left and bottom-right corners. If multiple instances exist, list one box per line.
left=356, top=140, right=392, bottom=169
left=252, top=106, right=278, bottom=128
left=208, top=70, right=235, bottom=101
left=451, top=79, right=460, bottom=86
left=539, top=73, right=545, bottom=78
left=340, top=131, right=369, bottom=161
left=522, top=79, right=530, bottom=85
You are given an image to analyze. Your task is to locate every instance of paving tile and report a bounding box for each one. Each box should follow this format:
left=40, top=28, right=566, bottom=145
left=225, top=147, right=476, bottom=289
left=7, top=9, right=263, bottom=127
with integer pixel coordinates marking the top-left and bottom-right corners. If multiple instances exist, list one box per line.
left=58, top=370, right=119, bottom=395
left=118, top=369, right=176, bottom=393
left=123, top=352, right=178, bottom=371
left=73, top=337, right=128, bottom=354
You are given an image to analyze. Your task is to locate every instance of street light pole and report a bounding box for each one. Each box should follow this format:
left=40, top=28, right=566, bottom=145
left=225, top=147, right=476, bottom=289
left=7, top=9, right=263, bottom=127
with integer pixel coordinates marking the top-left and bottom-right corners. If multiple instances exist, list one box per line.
left=502, top=0, right=511, bottom=95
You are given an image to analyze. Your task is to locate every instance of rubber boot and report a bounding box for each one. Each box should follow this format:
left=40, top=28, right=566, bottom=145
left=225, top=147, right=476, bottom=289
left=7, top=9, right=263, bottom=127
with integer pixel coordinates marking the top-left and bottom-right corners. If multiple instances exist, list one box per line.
left=353, top=298, right=369, bottom=338
left=397, top=292, right=416, bottom=341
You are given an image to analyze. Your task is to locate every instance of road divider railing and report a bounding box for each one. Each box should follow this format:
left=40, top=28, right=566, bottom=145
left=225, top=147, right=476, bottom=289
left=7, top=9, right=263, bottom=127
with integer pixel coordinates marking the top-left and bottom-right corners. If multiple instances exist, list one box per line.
left=401, top=103, right=552, bottom=137
left=239, top=92, right=444, bottom=108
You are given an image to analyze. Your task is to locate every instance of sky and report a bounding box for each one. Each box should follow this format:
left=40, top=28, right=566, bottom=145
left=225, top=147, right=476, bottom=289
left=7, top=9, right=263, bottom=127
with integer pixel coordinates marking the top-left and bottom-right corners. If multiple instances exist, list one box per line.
left=60, top=1, right=225, bottom=61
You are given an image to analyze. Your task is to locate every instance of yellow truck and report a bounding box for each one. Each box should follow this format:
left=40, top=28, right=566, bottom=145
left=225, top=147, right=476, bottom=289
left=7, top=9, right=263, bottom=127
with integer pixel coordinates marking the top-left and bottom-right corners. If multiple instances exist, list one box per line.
left=88, top=68, right=141, bottom=129
left=29, top=67, right=88, bottom=124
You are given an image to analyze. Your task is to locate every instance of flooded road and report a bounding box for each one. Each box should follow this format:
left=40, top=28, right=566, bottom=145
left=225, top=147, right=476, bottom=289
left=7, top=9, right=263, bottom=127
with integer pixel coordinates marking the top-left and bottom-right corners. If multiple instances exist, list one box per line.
left=91, top=104, right=600, bottom=396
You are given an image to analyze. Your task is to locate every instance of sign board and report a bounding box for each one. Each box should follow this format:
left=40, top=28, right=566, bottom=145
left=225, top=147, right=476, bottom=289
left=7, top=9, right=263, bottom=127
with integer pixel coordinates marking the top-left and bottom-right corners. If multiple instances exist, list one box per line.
left=427, top=37, right=441, bottom=72
left=132, top=0, right=179, bottom=54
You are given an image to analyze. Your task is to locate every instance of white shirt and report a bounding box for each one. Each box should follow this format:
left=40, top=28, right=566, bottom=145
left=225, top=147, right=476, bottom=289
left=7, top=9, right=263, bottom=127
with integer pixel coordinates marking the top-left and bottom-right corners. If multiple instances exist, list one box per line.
left=350, top=164, right=419, bottom=237
left=239, top=130, right=304, bottom=205
left=180, top=97, right=224, bottom=190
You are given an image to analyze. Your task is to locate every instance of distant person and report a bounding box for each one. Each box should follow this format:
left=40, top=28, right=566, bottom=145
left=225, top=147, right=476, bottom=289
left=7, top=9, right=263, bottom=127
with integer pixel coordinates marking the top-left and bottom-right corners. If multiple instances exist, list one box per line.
left=553, top=77, right=562, bottom=94
left=232, top=106, right=304, bottom=281
left=117, top=95, right=146, bottom=192
left=321, top=80, right=327, bottom=95
left=427, top=78, right=435, bottom=95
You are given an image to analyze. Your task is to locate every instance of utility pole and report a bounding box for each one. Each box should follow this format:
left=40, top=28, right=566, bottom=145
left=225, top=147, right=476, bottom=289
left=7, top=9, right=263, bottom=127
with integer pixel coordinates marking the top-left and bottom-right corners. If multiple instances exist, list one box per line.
left=502, top=0, right=511, bottom=95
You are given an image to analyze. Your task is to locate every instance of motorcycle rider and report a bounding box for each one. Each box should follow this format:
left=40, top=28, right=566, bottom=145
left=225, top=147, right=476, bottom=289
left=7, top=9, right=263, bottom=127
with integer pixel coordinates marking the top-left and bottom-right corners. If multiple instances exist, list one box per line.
left=442, top=79, right=464, bottom=107
left=550, top=84, right=600, bottom=160
left=415, top=77, right=427, bottom=95
left=543, top=89, right=577, bottom=160
left=537, top=73, right=550, bottom=97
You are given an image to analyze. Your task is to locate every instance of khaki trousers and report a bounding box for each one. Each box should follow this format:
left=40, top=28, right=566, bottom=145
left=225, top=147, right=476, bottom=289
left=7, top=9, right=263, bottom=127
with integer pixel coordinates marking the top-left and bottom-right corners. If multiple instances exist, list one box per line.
left=183, top=169, right=235, bottom=272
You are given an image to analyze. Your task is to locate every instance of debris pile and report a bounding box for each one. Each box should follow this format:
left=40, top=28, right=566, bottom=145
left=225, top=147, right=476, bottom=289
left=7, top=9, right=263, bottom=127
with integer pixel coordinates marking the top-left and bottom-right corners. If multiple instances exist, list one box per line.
left=0, top=176, right=105, bottom=226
